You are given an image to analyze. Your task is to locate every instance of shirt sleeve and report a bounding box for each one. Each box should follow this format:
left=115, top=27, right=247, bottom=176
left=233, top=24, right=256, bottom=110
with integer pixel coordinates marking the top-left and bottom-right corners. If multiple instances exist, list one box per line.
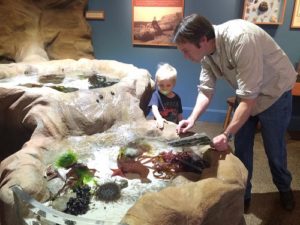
left=232, top=34, right=263, bottom=99
left=148, top=90, right=160, bottom=107
left=199, top=59, right=217, bottom=95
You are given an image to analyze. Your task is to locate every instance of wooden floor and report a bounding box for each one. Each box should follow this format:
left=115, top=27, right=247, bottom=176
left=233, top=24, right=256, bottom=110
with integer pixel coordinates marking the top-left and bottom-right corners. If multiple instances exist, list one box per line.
left=193, top=121, right=300, bottom=225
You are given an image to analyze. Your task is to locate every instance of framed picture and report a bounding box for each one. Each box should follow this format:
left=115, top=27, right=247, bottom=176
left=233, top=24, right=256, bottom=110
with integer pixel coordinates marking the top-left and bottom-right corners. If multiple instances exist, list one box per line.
left=291, top=0, right=300, bottom=28
left=132, top=0, right=184, bottom=46
left=242, top=0, right=287, bottom=25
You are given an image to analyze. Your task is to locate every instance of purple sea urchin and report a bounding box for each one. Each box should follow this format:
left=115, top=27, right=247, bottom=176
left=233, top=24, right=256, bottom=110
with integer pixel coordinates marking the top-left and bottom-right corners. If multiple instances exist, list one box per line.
left=95, top=182, right=121, bottom=202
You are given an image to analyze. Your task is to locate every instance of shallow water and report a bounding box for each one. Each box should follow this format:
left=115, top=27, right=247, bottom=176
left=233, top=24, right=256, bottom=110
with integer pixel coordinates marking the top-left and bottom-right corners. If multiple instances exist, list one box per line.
left=45, top=135, right=179, bottom=224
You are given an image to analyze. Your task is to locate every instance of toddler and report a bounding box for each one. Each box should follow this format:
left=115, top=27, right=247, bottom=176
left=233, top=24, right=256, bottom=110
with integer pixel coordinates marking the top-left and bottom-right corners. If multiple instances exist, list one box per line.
left=148, top=63, right=183, bottom=129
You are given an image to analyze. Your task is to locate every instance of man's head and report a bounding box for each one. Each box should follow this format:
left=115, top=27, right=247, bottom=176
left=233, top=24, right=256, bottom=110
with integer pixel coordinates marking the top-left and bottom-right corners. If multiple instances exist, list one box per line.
left=173, top=14, right=216, bottom=62
left=173, top=14, right=215, bottom=46
left=155, top=63, right=177, bottom=96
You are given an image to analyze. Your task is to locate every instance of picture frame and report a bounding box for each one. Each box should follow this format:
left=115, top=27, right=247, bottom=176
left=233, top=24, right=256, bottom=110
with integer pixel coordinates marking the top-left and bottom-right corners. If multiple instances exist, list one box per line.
left=132, top=0, right=184, bottom=46
left=291, top=0, right=300, bottom=28
left=242, top=0, right=287, bottom=25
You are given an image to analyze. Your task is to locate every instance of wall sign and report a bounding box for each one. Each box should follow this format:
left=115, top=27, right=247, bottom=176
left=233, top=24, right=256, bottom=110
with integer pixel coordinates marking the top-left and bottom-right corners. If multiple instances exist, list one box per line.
left=85, top=11, right=105, bottom=20
left=132, top=0, right=184, bottom=46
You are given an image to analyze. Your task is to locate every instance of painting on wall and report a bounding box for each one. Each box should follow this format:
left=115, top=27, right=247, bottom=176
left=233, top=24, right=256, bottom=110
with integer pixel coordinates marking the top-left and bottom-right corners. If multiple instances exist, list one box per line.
left=132, top=0, right=184, bottom=46
left=242, top=0, right=287, bottom=25
left=291, top=0, right=300, bottom=28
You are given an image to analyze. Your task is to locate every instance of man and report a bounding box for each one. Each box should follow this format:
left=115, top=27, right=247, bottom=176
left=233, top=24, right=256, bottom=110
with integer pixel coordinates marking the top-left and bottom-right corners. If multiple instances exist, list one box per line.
left=152, top=16, right=163, bottom=35
left=173, top=14, right=297, bottom=212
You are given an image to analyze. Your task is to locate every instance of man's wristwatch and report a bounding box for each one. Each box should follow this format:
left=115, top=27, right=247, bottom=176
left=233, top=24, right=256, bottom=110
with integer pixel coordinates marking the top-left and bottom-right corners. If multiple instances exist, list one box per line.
left=223, top=131, right=233, bottom=142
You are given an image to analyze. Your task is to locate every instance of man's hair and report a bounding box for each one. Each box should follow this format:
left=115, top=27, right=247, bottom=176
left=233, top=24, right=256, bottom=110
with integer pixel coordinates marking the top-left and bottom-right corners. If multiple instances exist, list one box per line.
left=155, top=63, right=177, bottom=83
left=172, top=14, right=215, bottom=46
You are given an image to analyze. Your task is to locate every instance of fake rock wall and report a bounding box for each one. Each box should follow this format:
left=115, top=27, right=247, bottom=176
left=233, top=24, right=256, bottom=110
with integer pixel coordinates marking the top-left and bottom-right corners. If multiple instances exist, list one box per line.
left=0, top=0, right=93, bottom=63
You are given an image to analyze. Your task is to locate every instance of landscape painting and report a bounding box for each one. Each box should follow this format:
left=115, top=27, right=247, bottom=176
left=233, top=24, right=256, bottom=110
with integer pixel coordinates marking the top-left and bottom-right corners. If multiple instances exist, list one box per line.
left=132, top=0, right=184, bottom=46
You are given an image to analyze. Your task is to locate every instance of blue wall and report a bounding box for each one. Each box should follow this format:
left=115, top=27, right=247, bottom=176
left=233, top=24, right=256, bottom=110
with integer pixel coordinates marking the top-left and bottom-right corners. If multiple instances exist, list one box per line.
left=88, top=0, right=300, bottom=123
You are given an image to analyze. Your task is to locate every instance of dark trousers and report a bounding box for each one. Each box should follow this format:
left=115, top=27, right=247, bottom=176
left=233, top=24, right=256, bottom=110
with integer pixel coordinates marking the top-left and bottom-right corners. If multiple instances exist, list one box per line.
left=234, top=90, right=293, bottom=200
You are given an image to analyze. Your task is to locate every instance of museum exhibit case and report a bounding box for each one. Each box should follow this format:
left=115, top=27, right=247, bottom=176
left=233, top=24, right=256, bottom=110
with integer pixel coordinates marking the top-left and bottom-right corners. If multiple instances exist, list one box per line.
left=0, top=1, right=247, bottom=224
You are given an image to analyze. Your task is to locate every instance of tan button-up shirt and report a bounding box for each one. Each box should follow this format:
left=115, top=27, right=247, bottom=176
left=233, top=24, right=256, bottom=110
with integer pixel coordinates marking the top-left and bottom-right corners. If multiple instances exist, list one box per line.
left=199, top=19, right=297, bottom=115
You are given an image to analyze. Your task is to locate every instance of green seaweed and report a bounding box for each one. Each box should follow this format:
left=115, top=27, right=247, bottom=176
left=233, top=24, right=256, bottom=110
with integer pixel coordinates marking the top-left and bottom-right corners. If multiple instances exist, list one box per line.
left=73, top=166, right=97, bottom=187
left=49, top=85, right=78, bottom=93
left=55, top=150, right=78, bottom=168
left=118, top=146, right=127, bottom=158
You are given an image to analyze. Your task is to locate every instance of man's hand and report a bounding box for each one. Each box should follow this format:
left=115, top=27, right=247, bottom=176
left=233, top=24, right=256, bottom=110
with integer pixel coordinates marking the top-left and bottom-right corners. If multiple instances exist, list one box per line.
left=176, top=118, right=195, bottom=134
left=211, top=133, right=229, bottom=151
left=176, top=92, right=211, bottom=134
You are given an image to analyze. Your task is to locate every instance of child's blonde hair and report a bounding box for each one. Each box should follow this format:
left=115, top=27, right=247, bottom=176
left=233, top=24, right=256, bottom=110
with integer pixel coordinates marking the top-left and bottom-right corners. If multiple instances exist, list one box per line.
left=155, top=63, right=177, bottom=84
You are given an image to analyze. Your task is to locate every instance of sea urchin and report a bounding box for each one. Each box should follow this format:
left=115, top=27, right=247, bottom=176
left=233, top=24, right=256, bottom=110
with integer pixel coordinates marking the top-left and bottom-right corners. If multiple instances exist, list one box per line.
left=95, top=182, right=121, bottom=202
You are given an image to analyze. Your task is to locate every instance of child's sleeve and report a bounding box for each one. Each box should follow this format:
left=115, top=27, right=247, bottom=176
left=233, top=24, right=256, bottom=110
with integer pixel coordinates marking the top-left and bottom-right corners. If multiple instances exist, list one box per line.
left=148, top=91, right=159, bottom=107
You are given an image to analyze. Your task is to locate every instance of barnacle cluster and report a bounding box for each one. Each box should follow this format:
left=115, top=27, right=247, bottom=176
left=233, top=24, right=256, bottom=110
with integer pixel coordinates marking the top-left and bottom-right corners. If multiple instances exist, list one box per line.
left=64, top=185, right=91, bottom=215
left=88, top=74, right=119, bottom=89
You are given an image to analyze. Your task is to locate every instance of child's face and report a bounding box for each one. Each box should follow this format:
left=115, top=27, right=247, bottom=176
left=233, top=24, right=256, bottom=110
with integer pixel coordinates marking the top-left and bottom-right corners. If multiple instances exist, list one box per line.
left=157, top=79, right=175, bottom=96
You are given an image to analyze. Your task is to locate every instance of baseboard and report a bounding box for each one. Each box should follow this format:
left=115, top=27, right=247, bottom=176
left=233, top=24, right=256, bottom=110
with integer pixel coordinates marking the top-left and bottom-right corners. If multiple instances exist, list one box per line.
left=183, top=107, right=226, bottom=123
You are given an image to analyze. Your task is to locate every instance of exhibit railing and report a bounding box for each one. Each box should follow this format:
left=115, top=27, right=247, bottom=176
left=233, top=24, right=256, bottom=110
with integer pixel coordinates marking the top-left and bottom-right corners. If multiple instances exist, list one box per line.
left=10, top=185, right=125, bottom=225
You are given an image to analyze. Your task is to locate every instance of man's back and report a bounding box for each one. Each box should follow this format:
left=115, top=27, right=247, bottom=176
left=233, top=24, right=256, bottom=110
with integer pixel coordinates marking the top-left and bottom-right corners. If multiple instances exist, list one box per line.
left=203, top=19, right=297, bottom=115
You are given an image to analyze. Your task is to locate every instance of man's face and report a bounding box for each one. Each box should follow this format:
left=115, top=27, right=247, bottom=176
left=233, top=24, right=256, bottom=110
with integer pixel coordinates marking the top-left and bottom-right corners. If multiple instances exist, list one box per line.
left=177, top=41, right=206, bottom=63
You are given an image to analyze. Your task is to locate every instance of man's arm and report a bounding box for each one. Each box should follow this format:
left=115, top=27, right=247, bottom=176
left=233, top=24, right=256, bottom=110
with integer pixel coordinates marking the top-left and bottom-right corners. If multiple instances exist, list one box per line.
left=189, top=91, right=212, bottom=122
left=224, top=98, right=256, bottom=135
left=212, top=98, right=256, bottom=151
left=176, top=91, right=212, bottom=133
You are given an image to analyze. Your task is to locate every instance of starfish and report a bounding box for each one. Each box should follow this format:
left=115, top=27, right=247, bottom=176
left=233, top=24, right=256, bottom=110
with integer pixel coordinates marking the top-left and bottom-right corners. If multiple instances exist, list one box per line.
left=111, top=168, right=125, bottom=177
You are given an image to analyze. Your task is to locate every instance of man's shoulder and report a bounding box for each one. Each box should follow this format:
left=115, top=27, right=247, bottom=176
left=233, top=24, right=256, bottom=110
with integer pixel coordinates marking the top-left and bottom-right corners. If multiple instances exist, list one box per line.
left=216, top=19, right=262, bottom=36
left=215, top=19, right=264, bottom=46
left=219, top=19, right=253, bottom=27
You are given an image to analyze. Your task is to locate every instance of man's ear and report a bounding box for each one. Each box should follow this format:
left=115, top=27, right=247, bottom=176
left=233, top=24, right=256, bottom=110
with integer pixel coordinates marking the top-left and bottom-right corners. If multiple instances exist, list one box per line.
left=197, top=36, right=207, bottom=48
left=196, top=40, right=202, bottom=49
left=200, top=36, right=207, bottom=44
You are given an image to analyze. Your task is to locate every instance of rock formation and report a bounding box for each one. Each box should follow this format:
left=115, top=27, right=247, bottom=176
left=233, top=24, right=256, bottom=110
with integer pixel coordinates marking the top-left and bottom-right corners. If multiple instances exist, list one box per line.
left=0, top=59, right=247, bottom=225
left=122, top=149, right=247, bottom=225
left=0, top=0, right=93, bottom=63
left=0, top=59, right=155, bottom=224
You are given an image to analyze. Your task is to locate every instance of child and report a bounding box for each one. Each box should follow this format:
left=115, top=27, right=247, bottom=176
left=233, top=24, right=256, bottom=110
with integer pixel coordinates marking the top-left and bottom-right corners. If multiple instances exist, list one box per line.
left=148, top=63, right=183, bottom=129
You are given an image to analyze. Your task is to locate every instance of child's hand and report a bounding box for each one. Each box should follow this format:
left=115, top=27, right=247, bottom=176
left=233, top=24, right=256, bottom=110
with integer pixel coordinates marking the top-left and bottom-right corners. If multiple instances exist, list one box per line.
left=156, top=118, right=167, bottom=129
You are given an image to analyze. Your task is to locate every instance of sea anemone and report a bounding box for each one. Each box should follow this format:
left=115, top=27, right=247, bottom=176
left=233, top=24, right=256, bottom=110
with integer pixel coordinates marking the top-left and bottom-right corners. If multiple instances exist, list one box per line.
left=95, top=182, right=121, bottom=202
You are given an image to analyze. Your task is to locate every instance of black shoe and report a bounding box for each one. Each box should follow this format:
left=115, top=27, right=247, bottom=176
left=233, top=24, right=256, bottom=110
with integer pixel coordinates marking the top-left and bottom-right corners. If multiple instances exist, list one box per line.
left=280, top=190, right=295, bottom=211
left=244, top=198, right=251, bottom=214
